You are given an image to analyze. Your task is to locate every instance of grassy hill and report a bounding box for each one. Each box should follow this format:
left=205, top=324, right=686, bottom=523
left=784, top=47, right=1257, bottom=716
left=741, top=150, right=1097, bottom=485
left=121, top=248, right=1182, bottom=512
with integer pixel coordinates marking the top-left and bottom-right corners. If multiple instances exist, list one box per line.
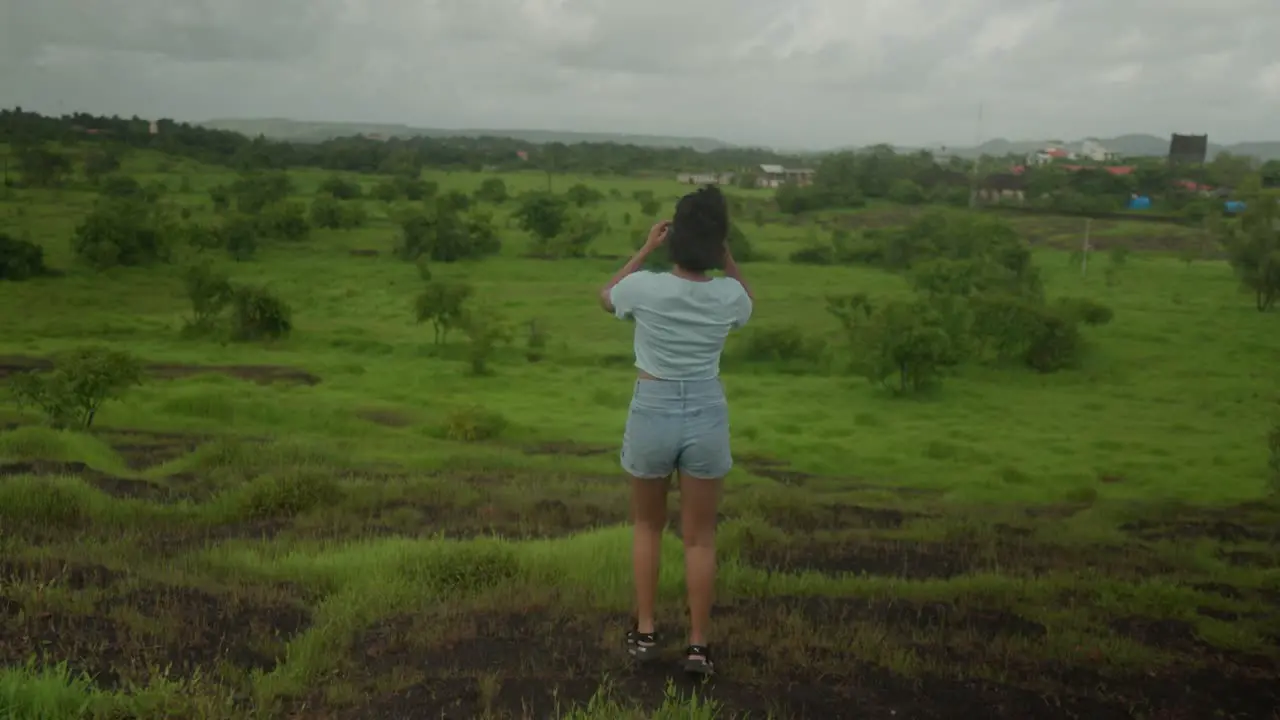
left=0, top=145, right=1277, bottom=718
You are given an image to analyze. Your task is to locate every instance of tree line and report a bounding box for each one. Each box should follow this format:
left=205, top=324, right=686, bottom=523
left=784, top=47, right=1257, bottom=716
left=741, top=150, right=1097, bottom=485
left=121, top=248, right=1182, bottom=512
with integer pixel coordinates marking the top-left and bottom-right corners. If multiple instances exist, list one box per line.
left=0, top=107, right=803, bottom=178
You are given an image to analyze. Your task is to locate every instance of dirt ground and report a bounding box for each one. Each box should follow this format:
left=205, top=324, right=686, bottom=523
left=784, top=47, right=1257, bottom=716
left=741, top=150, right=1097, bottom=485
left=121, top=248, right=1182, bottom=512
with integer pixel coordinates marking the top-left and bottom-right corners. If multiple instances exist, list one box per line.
left=2, top=430, right=1278, bottom=719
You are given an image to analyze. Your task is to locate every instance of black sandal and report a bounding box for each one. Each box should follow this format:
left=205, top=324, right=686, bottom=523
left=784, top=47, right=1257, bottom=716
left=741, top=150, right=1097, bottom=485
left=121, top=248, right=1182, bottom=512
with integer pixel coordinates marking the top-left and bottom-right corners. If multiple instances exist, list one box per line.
left=626, top=625, right=660, bottom=663
left=682, top=644, right=714, bottom=677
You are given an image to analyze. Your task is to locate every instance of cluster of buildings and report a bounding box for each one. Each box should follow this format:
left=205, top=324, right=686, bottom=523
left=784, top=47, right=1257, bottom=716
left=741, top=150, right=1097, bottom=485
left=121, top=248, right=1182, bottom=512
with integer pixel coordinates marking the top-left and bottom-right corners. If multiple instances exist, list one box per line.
left=675, top=164, right=816, bottom=189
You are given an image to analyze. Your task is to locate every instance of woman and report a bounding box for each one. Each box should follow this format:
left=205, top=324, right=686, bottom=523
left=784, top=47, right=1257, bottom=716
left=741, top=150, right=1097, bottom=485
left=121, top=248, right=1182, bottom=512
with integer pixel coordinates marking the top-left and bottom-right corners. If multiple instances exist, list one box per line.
left=597, top=184, right=754, bottom=677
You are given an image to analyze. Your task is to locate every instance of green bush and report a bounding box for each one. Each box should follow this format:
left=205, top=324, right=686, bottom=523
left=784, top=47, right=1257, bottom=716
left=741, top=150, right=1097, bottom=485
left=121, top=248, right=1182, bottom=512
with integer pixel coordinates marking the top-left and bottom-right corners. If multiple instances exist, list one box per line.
left=0, top=233, right=48, bottom=280
left=230, top=285, right=293, bottom=341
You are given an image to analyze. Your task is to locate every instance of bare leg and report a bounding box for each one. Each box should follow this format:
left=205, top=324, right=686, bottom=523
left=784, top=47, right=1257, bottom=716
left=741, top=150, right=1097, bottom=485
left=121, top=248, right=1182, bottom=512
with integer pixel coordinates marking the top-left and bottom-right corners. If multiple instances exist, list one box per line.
left=631, top=474, right=669, bottom=634
left=679, top=471, right=722, bottom=648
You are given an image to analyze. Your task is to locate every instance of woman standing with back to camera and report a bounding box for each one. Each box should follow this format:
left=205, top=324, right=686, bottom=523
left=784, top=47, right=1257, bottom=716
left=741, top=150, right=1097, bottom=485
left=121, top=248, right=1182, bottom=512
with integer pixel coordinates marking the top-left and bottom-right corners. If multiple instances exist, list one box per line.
left=598, top=184, right=753, bottom=677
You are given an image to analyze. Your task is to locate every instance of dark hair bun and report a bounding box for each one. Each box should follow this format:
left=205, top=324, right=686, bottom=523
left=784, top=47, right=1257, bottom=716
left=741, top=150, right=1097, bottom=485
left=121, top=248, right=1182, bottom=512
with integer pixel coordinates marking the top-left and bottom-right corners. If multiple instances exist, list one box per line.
left=668, top=184, right=730, bottom=273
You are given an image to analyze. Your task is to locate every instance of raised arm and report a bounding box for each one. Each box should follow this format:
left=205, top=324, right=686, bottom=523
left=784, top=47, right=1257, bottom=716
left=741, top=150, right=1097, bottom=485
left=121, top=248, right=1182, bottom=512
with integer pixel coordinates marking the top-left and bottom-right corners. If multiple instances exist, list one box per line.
left=599, top=221, right=669, bottom=315
left=723, top=246, right=753, bottom=302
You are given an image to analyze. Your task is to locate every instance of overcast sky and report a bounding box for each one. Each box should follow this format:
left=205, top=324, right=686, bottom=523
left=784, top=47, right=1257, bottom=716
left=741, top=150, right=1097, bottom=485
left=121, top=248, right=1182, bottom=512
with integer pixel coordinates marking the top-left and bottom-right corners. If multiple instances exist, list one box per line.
left=2, top=0, right=1277, bottom=150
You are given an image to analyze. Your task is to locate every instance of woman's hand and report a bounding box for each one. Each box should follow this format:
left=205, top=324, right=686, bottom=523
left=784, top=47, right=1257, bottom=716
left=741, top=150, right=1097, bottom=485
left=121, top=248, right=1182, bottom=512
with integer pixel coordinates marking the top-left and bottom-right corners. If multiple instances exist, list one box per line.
left=643, top=221, right=671, bottom=250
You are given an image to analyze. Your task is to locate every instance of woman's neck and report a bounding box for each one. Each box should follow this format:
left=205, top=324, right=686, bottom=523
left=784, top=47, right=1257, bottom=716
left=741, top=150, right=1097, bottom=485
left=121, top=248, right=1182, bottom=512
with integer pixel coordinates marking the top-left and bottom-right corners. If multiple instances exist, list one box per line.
left=671, top=265, right=711, bottom=282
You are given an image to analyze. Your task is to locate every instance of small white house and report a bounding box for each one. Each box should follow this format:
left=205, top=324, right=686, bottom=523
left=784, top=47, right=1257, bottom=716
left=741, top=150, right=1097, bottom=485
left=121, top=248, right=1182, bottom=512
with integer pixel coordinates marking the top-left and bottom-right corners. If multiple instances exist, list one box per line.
left=755, top=164, right=815, bottom=188
left=1080, top=139, right=1115, bottom=163
left=675, top=172, right=735, bottom=185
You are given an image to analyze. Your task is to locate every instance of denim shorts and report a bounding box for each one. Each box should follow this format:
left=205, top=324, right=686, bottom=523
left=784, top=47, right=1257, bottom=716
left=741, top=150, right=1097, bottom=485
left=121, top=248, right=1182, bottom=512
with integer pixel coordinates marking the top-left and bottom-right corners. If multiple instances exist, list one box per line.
left=620, top=378, right=733, bottom=480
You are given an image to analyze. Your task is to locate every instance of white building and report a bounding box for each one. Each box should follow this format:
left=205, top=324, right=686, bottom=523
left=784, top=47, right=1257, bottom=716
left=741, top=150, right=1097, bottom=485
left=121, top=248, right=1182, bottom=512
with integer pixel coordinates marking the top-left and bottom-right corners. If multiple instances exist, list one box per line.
left=755, top=164, right=816, bottom=188
left=1080, top=139, right=1115, bottom=162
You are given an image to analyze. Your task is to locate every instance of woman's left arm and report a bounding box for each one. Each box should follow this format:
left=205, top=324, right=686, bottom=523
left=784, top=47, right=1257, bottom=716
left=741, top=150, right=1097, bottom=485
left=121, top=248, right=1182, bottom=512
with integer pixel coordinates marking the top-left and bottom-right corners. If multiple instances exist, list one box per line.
left=599, top=221, right=669, bottom=314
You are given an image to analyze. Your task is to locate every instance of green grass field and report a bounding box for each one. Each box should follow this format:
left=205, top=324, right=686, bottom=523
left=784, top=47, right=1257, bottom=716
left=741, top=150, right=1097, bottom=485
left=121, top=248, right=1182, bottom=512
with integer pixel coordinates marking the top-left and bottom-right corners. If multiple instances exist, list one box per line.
left=0, top=150, right=1277, bottom=719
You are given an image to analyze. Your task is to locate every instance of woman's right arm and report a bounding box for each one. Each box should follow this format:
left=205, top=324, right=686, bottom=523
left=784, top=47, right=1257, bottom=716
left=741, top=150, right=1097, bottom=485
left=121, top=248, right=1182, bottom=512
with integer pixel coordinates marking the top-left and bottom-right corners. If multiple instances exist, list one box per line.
left=723, top=248, right=754, bottom=301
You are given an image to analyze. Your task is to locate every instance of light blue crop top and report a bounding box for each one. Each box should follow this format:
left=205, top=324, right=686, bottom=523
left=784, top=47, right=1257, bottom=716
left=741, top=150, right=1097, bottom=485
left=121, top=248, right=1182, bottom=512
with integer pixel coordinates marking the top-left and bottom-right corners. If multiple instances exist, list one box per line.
left=609, top=270, right=753, bottom=380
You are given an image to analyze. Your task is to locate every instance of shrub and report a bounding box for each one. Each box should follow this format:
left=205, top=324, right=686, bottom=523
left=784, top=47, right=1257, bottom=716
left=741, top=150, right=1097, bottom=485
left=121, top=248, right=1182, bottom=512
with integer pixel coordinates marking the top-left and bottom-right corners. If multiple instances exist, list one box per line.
left=230, top=285, right=293, bottom=341
left=969, top=294, right=1083, bottom=372
left=462, top=306, right=512, bottom=375
left=738, top=326, right=817, bottom=363
left=0, top=233, right=48, bottom=281
left=1055, top=297, right=1114, bottom=326
left=310, top=195, right=367, bottom=229
left=8, top=347, right=144, bottom=429
left=216, top=214, right=259, bottom=261
left=566, top=183, right=604, bottom=207
left=858, top=300, right=963, bottom=394
left=789, top=242, right=837, bottom=265
left=255, top=202, right=310, bottom=242
left=525, top=318, right=550, bottom=362
left=230, top=171, right=293, bottom=214
left=442, top=406, right=508, bottom=442
left=181, top=262, right=233, bottom=336
left=99, top=174, right=147, bottom=200
left=70, top=196, right=176, bottom=269
left=475, top=177, right=509, bottom=204
left=318, top=175, right=363, bottom=200
left=234, top=471, right=342, bottom=519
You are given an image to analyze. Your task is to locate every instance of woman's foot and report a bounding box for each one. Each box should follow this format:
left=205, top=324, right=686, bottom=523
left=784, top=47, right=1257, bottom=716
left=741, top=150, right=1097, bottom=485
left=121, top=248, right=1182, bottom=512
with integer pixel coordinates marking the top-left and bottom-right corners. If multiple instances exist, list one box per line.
left=626, top=626, right=660, bottom=663
left=682, top=644, right=714, bottom=677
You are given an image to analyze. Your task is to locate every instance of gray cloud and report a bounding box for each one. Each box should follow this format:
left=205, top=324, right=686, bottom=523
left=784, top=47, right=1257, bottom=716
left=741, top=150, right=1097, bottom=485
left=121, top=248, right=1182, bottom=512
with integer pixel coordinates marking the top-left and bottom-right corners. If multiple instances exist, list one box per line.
left=0, top=0, right=1276, bottom=149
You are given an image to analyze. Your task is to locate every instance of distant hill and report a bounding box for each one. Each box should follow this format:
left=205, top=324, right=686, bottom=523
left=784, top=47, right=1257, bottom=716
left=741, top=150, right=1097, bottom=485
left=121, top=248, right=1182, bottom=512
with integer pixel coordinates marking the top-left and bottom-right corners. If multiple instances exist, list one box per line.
left=928, top=134, right=1280, bottom=161
left=198, top=118, right=736, bottom=152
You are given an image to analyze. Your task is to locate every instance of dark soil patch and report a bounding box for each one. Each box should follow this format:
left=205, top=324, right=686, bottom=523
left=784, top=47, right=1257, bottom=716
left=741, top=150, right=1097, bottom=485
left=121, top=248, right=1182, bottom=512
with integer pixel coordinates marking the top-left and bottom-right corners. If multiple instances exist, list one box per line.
left=765, top=502, right=920, bottom=532
left=94, top=428, right=205, bottom=470
left=0, top=558, right=124, bottom=589
left=743, top=537, right=1168, bottom=579
left=746, top=538, right=970, bottom=579
left=0, top=576, right=310, bottom=690
left=0, top=460, right=188, bottom=501
left=1192, top=582, right=1244, bottom=600
left=348, top=249, right=379, bottom=257
left=310, top=601, right=1277, bottom=719
left=1221, top=549, right=1280, bottom=569
left=0, top=356, right=320, bottom=386
left=738, top=455, right=939, bottom=496
left=355, top=408, right=415, bottom=428
left=1120, top=502, right=1280, bottom=544
left=298, top=498, right=625, bottom=541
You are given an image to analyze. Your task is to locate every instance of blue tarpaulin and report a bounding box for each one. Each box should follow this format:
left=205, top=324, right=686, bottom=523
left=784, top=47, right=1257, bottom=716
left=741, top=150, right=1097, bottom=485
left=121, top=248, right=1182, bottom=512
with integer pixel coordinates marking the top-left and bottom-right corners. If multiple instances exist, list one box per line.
left=1225, top=200, right=1246, bottom=213
left=1127, top=195, right=1152, bottom=210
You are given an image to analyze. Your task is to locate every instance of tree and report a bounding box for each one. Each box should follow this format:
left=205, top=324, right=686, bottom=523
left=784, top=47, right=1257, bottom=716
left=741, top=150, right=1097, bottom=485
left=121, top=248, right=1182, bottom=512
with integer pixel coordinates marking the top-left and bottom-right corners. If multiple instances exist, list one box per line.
left=565, top=183, right=604, bottom=207
left=16, top=146, right=71, bottom=187
left=825, top=293, right=961, bottom=393
left=9, top=347, right=144, bottom=429
left=310, top=195, right=367, bottom=229
left=888, top=178, right=925, bottom=205
left=1219, top=190, right=1280, bottom=311
left=0, top=233, right=48, bottom=281
left=475, top=177, right=509, bottom=204
left=230, top=171, right=293, bottom=214
left=414, top=280, right=473, bottom=344
left=82, top=148, right=122, bottom=184
left=514, top=193, right=570, bottom=248
left=318, top=175, right=362, bottom=199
